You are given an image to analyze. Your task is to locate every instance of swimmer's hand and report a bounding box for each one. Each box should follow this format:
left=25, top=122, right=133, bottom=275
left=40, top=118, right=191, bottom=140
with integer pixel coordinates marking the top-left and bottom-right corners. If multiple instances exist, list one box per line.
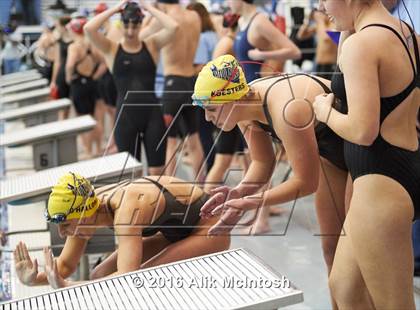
left=14, top=241, right=39, bottom=286
left=113, top=0, right=129, bottom=13
left=313, top=93, right=335, bottom=124
left=200, top=186, right=242, bottom=219
left=248, top=49, right=266, bottom=61
left=44, top=247, right=67, bottom=289
left=207, top=197, right=264, bottom=236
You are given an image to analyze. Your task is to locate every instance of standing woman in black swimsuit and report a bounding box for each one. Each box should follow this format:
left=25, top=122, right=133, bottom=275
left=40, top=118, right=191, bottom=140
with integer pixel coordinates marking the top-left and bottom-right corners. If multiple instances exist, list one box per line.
left=85, top=1, right=178, bottom=175
left=66, top=17, right=104, bottom=158
left=313, top=0, right=420, bottom=308
left=50, top=16, right=72, bottom=119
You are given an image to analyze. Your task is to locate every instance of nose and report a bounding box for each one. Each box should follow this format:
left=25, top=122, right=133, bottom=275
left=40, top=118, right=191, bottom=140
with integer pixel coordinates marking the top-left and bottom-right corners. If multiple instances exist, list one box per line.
left=318, top=1, right=325, bottom=11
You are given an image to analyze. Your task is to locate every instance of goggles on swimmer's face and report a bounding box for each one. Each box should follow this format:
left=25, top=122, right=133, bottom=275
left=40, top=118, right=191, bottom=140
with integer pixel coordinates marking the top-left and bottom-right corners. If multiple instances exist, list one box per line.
left=191, top=95, right=211, bottom=109
left=44, top=210, right=68, bottom=224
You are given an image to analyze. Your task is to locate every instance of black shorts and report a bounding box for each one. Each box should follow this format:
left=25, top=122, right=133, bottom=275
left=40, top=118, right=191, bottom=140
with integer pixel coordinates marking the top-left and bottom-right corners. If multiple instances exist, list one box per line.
left=114, top=93, right=166, bottom=167
left=161, top=75, right=199, bottom=138
left=70, top=76, right=97, bottom=115
left=97, top=70, right=117, bottom=107
left=215, top=126, right=245, bottom=155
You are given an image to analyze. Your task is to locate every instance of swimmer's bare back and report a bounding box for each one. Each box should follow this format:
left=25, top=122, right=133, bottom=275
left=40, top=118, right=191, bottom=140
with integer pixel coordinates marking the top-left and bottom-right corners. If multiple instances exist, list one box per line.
left=160, top=5, right=201, bottom=76
left=97, top=176, right=205, bottom=226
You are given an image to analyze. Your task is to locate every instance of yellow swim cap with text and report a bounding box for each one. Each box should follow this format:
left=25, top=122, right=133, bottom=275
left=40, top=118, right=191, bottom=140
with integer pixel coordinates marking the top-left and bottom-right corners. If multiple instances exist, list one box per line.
left=47, top=172, right=99, bottom=221
left=193, top=54, right=249, bottom=104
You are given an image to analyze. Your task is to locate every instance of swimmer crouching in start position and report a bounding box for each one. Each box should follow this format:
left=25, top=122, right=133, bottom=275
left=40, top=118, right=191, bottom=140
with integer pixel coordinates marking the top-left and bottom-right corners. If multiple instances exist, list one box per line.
left=14, top=173, right=230, bottom=288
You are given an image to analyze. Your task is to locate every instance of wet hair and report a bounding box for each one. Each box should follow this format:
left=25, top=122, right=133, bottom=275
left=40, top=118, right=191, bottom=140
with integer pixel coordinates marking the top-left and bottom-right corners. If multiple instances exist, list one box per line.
left=187, top=2, right=215, bottom=33
left=242, top=0, right=254, bottom=3
left=121, top=2, right=144, bottom=24
left=58, top=16, right=71, bottom=27
left=157, top=0, right=179, bottom=3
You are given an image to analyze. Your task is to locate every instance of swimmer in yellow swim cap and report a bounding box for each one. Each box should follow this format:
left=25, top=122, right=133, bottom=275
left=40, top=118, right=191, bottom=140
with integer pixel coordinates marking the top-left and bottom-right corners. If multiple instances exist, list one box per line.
left=14, top=174, right=230, bottom=289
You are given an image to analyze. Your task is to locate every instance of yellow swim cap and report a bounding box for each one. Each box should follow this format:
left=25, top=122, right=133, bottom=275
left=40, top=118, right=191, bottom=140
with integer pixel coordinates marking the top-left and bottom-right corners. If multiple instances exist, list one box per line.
left=193, top=54, right=249, bottom=105
left=47, top=172, right=99, bottom=222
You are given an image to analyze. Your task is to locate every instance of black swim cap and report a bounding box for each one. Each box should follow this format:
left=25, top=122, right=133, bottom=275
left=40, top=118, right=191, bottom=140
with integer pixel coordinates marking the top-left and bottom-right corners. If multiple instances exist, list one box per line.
left=242, top=0, right=254, bottom=3
left=157, top=0, right=179, bottom=4
left=121, top=2, right=144, bottom=24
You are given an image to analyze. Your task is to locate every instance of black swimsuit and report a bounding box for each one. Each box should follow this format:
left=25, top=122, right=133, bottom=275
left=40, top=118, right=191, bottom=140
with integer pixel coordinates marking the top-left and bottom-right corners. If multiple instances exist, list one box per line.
left=331, top=22, right=420, bottom=219
left=103, top=178, right=207, bottom=243
left=70, top=48, right=99, bottom=115
left=250, top=73, right=347, bottom=171
left=112, top=44, right=166, bottom=167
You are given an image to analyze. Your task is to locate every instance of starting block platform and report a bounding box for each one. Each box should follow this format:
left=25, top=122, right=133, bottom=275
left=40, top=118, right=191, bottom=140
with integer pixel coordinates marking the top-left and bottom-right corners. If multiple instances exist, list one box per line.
left=0, top=88, right=50, bottom=107
left=0, top=79, right=49, bottom=96
left=0, top=248, right=303, bottom=309
left=0, top=74, right=43, bottom=89
left=0, top=115, right=96, bottom=170
left=0, top=99, right=71, bottom=127
left=0, top=152, right=142, bottom=204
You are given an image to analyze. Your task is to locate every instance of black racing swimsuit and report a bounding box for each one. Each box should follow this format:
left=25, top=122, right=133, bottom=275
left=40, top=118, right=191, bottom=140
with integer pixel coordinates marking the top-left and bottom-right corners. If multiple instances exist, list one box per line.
left=103, top=178, right=207, bottom=243
left=70, top=48, right=99, bottom=115
left=331, top=22, right=420, bottom=219
left=250, top=73, right=347, bottom=171
left=112, top=44, right=166, bottom=167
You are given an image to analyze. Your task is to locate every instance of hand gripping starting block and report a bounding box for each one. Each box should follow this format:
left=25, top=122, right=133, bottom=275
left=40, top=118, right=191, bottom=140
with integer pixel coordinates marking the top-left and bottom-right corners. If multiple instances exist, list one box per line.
left=0, top=79, right=49, bottom=96
left=0, top=248, right=303, bottom=309
left=0, top=88, right=50, bottom=107
left=0, top=115, right=96, bottom=170
left=0, top=99, right=72, bottom=127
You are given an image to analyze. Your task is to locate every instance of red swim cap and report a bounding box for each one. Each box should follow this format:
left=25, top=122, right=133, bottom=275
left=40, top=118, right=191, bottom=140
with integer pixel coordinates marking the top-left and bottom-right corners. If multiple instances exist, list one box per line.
left=68, top=18, right=87, bottom=35
left=94, top=2, right=108, bottom=14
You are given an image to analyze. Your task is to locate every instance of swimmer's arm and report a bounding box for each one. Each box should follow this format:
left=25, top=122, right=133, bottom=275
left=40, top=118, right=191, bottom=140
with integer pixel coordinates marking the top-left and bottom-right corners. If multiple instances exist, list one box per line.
left=32, top=237, right=88, bottom=286
left=212, top=36, right=234, bottom=59
left=140, top=3, right=179, bottom=49
left=84, top=4, right=121, bottom=58
left=112, top=192, right=144, bottom=275
left=235, top=121, right=276, bottom=197
left=246, top=104, right=319, bottom=206
left=326, top=35, right=380, bottom=145
left=256, top=17, right=301, bottom=61
left=297, top=23, right=316, bottom=41
left=65, top=44, right=78, bottom=84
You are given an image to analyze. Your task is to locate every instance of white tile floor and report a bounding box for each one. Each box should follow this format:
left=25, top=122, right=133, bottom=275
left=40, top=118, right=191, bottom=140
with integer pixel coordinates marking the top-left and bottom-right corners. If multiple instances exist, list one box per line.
left=1, top=115, right=420, bottom=308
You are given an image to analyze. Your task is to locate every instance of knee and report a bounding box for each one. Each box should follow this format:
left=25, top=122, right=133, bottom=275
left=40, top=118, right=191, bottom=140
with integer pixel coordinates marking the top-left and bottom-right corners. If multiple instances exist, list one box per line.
left=329, top=271, right=364, bottom=307
left=89, top=267, right=103, bottom=280
left=215, top=235, right=231, bottom=252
